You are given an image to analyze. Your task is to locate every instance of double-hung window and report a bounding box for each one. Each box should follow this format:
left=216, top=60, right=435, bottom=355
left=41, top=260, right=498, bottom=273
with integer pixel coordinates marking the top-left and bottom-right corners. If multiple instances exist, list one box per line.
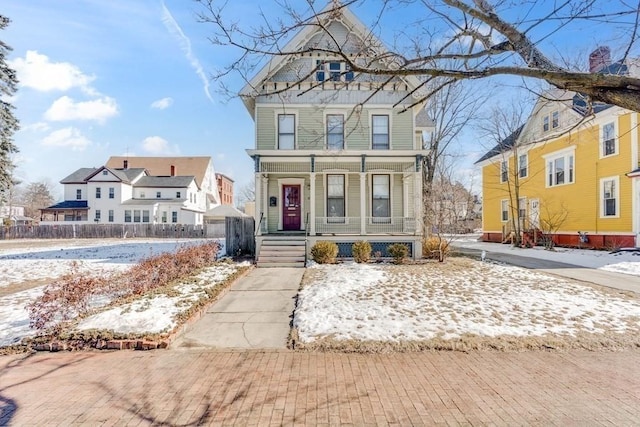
left=372, top=175, right=390, bottom=222
left=327, top=174, right=345, bottom=223
left=327, top=114, right=344, bottom=149
left=372, top=115, right=389, bottom=149
left=142, top=210, right=150, bottom=223
left=278, top=114, right=295, bottom=149
left=133, top=210, right=141, bottom=223
left=172, top=212, right=178, bottom=223
left=601, top=177, right=619, bottom=217
left=518, top=154, right=528, bottom=178
left=95, top=187, right=101, bottom=199
left=500, top=160, right=508, bottom=183
left=108, top=210, right=114, bottom=222
left=109, top=187, right=114, bottom=199
left=76, top=189, right=82, bottom=200
left=124, top=210, right=132, bottom=223
left=601, top=122, right=616, bottom=157
left=501, top=200, right=509, bottom=222
left=156, top=191, right=161, bottom=199
left=552, top=111, right=559, bottom=129
left=95, top=210, right=101, bottom=221
left=546, top=149, right=575, bottom=187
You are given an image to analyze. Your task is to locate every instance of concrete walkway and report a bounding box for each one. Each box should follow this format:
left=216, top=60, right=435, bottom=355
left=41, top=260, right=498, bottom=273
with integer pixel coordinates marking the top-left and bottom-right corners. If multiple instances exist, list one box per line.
left=455, top=246, right=640, bottom=294
left=171, top=267, right=304, bottom=349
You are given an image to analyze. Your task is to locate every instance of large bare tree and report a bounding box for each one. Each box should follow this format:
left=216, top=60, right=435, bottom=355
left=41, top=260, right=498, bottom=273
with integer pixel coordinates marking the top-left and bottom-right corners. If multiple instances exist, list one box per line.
left=197, top=0, right=640, bottom=111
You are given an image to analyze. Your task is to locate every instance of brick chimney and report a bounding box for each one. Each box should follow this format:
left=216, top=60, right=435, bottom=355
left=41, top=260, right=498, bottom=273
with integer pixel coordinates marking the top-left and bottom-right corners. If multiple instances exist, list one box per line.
left=170, top=165, right=176, bottom=176
left=589, top=46, right=611, bottom=73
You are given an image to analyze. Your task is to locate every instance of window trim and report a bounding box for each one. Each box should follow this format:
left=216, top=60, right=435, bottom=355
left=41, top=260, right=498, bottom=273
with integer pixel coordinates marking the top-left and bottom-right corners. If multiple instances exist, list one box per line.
left=277, top=113, right=296, bottom=150
left=500, top=159, right=508, bottom=183
left=371, top=113, right=390, bottom=150
left=171, top=211, right=178, bottom=223
left=326, top=113, right=345, bottom=150
left=371, top=174, right=391, bottom=222
left=108, top=210, right=114, bottom=223
left=95, top=187, right=101, bottom=199
left=109, top=187, right=115, bottom=199
left=518, top=153, right=528, bottom=178
left=76, top=189, right=82, bottom=200
left=326, top=174, right=346, bottom=223
left=600, top=176, right=620, bottom=218
left=543, top=146, right=576, bottom=188
left=599, top=121, right=618, bottom=158
left=501, top=200, right=509, bottom=222
left=315, top=60, right=355, bottom=82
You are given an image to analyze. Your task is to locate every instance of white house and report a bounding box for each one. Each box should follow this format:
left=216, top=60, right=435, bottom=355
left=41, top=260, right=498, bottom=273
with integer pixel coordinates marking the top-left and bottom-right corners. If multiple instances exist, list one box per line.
left=41, top=164, right=207, bottom=225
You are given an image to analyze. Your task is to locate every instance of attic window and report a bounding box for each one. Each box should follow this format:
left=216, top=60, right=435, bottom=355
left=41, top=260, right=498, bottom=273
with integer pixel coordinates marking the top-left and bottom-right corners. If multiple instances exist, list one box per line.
left=315, top=60, right=354, bottom=82
left=102, top=170, right=108, bottom=176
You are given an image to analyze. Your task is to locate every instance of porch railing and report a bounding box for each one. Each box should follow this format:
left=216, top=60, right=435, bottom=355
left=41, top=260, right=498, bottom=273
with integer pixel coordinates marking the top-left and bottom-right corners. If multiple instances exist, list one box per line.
left=314, top=217, right=416, bottom=235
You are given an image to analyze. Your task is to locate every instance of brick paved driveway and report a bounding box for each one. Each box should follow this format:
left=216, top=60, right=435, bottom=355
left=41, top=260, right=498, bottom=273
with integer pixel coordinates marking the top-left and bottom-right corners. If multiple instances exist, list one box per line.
left=1, top=349, right=639, bottom=425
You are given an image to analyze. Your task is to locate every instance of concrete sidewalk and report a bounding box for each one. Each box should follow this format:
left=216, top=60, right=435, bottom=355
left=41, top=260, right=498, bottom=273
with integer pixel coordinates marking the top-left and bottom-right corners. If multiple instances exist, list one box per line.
left=455, top=246, right=640, bottom=294
left=171, top=267, right=304, bottom=349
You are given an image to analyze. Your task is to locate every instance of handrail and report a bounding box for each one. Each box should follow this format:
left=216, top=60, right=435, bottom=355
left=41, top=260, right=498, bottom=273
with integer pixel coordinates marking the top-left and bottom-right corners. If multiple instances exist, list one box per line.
left=304, top=212, right=310, bottom=266
left=255, top=212, right=264, bottom=237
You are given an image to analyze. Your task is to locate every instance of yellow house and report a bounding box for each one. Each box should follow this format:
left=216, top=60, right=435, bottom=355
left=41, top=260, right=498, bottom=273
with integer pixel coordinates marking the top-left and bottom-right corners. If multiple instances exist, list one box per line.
left=476, top=88, right=640, bottom=249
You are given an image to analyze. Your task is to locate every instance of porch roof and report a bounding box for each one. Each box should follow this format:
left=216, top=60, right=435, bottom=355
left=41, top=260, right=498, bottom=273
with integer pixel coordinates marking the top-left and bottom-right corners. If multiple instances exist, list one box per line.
left=42, top=200, right=89, bottom=210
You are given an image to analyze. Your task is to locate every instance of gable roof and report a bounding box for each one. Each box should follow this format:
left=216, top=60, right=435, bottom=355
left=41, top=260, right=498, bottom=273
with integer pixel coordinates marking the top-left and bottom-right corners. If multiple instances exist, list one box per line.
left=106, top=156, right=213, bottom=189
left=60, top=168, right=98, bottom=184
left=240, top=1, right=423, bottom=114
left=475, top=125, right=524, bottom=164
left=85, top=166, right=147, bottom=184
left=134, top=176, right=198, bottom=189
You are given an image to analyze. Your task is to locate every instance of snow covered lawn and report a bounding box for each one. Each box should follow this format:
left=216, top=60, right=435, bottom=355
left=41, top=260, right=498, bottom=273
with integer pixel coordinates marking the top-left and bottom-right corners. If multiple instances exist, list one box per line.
left=293, top=257, right=640, bottom=351
left=0, top=238, right=238, bottom=348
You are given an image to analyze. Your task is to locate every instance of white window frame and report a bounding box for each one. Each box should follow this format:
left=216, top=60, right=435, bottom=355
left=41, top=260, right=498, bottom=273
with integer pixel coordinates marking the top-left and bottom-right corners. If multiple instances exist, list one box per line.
left=543, top=146, right=576, bottom=188
left=108, top=210, right=114, bottom=223
left=600, top=121, right=618, bottom=158
left=326, top=174, right=346, bottom=223
left=370, top=112, right=391, bottom=149
left=600, top=176, right=620, bottom=218
left=95, top=187, right=101, bottom=199
left=551, top=110, right=559, bottom=129
left=325, top=113, right=345, bottom=150
left=518, top=153, right=528, bottom=178
left=371, top=174, right=392, bottom=222
left=500, top=159, right=508, bottom=183
left=109, top=187, right=115, bottom=199
left=315, top=60, right=355, bottom=82
left=501, top=200, right=509, bottom=222
left=277, top=113, right=297, bottom=150
left=542, top=115, right=550, bottom=132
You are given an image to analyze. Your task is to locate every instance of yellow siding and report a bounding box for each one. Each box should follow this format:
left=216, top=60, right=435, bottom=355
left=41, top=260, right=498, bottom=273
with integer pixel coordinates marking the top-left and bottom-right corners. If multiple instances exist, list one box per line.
left=482, top=112, right=637, bottom=235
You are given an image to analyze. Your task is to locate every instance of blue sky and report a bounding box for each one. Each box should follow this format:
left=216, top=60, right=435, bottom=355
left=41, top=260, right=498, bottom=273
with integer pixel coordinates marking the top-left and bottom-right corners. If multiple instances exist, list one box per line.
left=3, top=0, right=256, bottom=199
left=3, top=0, right=635, bottom=201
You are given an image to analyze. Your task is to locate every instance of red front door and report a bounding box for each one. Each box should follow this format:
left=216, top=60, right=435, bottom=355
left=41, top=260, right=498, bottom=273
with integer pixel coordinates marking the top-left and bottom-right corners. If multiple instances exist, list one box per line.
left=282, top=185, right=301, bottom=230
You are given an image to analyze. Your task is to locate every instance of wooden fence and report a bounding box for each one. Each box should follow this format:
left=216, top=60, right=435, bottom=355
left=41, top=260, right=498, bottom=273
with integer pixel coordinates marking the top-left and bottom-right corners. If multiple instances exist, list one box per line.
left=225, top=217, right=255, bottom=256
left=0, top=223, right=226, bottom=240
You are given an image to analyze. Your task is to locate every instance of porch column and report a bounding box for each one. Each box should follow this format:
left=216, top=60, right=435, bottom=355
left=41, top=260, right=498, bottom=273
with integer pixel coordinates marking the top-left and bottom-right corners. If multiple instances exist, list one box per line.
left=309, top=173, right=316, bottom=235
left=254, top=172, right=262, bottom=235
left=360, top=172, right=367, bottom=234
left=261, top=175, right=269, bottom=234
left=414, top=169, right=423, bottom=235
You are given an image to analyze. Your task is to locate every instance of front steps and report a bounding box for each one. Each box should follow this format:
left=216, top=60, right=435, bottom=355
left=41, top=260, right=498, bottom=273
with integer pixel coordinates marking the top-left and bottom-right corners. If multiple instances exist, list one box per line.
left=257, top=238, right=306, bottom=268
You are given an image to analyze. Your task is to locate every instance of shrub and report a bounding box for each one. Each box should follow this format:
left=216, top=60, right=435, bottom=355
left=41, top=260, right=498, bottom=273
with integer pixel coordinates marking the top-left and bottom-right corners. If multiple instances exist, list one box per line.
left=388, top=243, right=409, bottom=264
left=352, top=241, right=371, bottom=263
left=422, top=237, right=451, bottom=261
left=27, top=241, right=221, bottom=332
left=311, top=241, right=338, bottom=264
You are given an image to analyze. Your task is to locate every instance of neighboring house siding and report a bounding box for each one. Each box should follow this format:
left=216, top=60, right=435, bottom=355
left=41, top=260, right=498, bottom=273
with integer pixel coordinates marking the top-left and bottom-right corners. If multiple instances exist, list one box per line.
left=481, top=110, right=636, bottom=242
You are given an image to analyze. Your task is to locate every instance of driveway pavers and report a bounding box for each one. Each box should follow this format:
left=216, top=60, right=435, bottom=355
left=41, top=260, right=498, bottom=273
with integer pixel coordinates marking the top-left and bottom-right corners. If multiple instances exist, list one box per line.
left=1, top=349, right=639, bottom=425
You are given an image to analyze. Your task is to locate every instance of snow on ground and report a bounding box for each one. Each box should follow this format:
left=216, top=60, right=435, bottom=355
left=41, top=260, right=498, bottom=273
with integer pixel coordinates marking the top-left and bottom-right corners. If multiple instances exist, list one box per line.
left=0, top=238, right=226, bottom=347
left=0, top=238, right=225, bottom=287
left=77, top=261, right=248, bottom=335
left=451, top=235, right=640, bottom=277
left=294, top=259, right=640, bottom=344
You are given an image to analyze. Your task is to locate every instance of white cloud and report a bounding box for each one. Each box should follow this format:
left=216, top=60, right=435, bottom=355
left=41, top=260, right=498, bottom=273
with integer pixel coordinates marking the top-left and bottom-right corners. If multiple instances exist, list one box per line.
left=150, top=97, right=174, bottom=110
left=44, top=96, right=118, bottom=123
left=161, top=3, right=213, bottom=103
left=8, top=51, right=96, bottom=93
left=42, top=127, right=92, bottom=151
left=142, top=136, right=179, bottom=155
left=21, top=122, right=51, bottom=133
